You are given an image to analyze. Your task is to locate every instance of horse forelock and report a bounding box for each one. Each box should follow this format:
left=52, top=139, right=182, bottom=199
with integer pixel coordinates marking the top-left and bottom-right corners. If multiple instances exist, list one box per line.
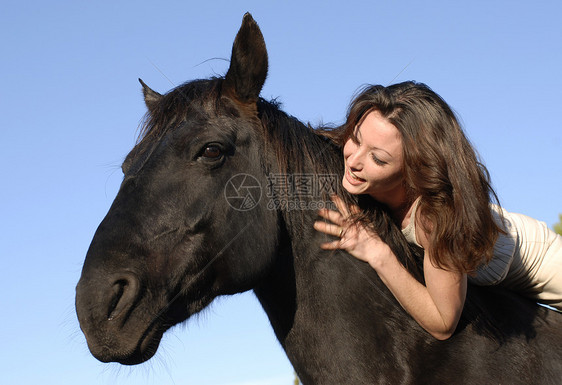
left=136, top=78, right=224, bottom=147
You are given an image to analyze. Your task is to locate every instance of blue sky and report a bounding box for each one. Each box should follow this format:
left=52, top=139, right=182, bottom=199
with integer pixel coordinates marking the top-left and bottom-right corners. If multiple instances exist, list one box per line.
left=1, top=1, right=561, bottom=384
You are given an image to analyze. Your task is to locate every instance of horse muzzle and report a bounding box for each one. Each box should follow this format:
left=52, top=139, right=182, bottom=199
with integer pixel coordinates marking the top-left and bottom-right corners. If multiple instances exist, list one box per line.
left=75, top=270, right=163, bottom=365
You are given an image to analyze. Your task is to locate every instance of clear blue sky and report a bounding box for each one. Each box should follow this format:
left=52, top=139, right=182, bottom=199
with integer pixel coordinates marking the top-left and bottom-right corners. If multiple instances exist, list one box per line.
left=1, top=1, right=561, bottom=384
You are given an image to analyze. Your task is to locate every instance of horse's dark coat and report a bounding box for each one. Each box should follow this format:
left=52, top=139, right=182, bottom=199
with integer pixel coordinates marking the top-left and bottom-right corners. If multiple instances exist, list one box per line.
left=76, top=13, right=562, bottom=384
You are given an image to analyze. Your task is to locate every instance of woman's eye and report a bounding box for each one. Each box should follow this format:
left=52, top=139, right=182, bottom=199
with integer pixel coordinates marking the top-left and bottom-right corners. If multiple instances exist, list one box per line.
left=202, top=145, right=222, bottom=159
left=370, top=153, right=387, bottom=166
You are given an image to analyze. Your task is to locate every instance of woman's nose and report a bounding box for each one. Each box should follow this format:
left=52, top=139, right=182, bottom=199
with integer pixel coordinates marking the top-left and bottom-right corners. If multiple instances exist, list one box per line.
left=346, top=149, right=363, bottom=170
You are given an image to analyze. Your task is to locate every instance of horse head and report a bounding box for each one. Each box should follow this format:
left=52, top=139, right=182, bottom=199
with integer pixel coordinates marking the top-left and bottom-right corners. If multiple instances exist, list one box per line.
left=76, top=14, right=280, bottom=365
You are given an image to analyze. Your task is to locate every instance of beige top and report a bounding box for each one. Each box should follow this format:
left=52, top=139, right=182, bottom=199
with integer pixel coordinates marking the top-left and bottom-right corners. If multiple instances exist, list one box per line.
left=402, top=199, right=562, bottom=308
left=400, top=199, right=517, bottom=286
left=401, top=198, right=422, bottom=248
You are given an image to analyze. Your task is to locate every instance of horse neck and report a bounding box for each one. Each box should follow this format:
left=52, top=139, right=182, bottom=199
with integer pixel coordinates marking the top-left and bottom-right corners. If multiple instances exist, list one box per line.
left=253, top=119, right=410, bottom=361
left=253, top=184, right=413, bottom=381
left=254, top=121, right=343, bottom=342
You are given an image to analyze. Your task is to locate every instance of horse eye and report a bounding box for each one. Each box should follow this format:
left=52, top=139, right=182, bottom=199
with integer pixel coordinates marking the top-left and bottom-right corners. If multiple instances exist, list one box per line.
left=202, top=145, right=222, bottom=159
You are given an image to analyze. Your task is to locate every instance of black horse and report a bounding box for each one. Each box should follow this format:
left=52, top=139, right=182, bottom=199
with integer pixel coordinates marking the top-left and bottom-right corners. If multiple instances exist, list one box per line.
left=76, top=14, right=562, bottom=384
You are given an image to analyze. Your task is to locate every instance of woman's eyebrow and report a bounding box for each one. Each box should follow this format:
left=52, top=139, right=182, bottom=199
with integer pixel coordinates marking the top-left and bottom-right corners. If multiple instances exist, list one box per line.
left=356, top=127, right=393, bottom=158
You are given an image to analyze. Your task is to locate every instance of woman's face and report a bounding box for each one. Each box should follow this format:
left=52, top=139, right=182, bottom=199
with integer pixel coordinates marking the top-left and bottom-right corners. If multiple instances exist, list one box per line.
left=342, top=110, right=405, bottom=202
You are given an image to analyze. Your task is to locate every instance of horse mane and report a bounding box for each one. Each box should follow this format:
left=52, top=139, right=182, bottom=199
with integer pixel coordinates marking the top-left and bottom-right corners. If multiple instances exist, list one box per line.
left=256, top=98, right=341, bottom=181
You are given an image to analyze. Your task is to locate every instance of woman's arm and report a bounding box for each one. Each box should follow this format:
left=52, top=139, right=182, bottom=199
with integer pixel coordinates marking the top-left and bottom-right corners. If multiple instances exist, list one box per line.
left=314, top=196, right=466, bottom=340
left=372, top=248, right=466, bottom=340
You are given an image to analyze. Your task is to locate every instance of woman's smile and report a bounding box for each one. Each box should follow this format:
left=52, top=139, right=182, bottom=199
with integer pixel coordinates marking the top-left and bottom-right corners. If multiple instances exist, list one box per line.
left=345, top=167, right=366, bottom=185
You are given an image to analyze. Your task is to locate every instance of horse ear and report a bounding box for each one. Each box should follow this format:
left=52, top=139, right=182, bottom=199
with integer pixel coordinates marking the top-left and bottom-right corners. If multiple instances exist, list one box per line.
left=224, top=13, right=268, bottom=104
left=139, top=78, right=162, bottom=113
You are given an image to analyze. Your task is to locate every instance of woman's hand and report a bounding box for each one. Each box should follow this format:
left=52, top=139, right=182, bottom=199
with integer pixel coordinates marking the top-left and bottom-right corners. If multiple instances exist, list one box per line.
left=314, top=196, right=466, bottom=340
left=313, top=195, right=393, bottom=266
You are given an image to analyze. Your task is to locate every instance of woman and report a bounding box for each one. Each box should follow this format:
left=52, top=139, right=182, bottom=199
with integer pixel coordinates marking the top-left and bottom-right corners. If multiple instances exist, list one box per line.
left=313, top=81, right=562, bottom=340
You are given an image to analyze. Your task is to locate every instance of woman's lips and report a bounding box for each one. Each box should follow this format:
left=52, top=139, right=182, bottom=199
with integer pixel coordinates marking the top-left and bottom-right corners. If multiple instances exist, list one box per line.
left=345, top=167, right=365, bottom=186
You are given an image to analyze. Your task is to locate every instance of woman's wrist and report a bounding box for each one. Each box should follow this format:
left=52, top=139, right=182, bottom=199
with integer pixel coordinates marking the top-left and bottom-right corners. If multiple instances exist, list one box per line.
left=365, top=241, right=395, bottom=271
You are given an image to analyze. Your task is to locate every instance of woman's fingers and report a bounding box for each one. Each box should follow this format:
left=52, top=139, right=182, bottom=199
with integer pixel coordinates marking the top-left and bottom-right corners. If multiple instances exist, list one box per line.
left=317, top=208, right=345, bottom=226
left=314, top=220, right=345, bottom=250
left=319, top=240, right=342, bottom=250
left=331, top=194, right=362, bottom=216
left=313, top=220, right=344, bottom=237
left=314, top=195, right=363, bottom=252
left=331, top=195, right=350, bottom=217
left=350, top=203, right=361, bottom=215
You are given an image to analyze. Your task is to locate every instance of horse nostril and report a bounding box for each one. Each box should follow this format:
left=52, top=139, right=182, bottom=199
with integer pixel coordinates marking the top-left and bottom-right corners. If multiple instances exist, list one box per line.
left=107, top=281, right=125, bottom=320
left=107, top=273, right=140, bottom=322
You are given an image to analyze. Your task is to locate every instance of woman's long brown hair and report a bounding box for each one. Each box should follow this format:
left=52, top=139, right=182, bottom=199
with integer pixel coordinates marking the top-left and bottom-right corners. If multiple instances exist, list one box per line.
left=322, top=81, right=503, bottom=273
